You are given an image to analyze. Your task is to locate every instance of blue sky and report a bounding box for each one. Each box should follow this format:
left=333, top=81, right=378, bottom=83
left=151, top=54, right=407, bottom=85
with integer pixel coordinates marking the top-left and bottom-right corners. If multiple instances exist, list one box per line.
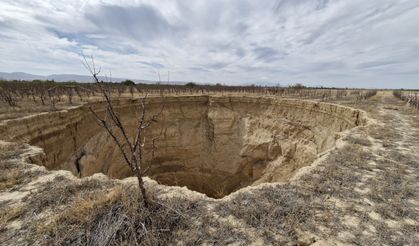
left=0, top=0, right=419, bottom=88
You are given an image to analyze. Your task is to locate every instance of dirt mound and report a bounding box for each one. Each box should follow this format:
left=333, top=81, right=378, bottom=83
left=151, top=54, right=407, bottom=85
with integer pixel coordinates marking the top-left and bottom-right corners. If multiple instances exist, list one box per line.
left=0, top=95, right=365, bottom=198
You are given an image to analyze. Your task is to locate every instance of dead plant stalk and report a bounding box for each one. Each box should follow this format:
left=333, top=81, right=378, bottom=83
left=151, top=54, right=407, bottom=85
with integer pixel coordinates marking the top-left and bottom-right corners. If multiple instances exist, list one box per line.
left=83, top=57, right=161, bottom=207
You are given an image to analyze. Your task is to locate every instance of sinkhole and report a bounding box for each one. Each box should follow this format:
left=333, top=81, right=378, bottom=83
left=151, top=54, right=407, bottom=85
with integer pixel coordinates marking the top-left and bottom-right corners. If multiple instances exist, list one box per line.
left=19, top=96, right=364, bottom=198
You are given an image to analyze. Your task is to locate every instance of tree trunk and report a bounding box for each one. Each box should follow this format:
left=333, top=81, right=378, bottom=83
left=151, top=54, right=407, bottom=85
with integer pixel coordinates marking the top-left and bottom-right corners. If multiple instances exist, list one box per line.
left=135, top=171, right=148, bottom=207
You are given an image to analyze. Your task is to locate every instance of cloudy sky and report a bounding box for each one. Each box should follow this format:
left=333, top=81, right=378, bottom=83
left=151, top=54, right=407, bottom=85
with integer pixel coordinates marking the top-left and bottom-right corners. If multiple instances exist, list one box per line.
left=1, top=0, right=418, bottom=88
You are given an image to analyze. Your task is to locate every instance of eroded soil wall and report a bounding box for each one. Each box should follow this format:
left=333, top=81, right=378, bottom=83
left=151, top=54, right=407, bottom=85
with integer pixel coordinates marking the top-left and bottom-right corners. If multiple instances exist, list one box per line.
left=0, top=96, right=365, bottom=197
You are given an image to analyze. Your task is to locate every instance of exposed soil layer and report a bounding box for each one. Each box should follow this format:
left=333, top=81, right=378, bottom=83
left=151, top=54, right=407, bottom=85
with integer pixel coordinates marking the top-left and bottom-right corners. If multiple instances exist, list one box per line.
left=0, top=96, right=365, bottom=197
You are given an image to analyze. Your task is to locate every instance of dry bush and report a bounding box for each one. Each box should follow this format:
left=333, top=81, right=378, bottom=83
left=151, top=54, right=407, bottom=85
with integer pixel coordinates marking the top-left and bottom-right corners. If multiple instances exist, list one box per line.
left=393, top=90, right=419, bottom=110
left=30, top=185, right=197, bottom=246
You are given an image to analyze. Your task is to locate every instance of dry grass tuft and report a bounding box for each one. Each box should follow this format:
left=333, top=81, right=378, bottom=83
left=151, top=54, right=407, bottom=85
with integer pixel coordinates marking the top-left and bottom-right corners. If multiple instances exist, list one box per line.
left=0, top=205, right=24, bottom=230
left=0, top=167, right=21, bottom=191
left=0, top=160, right=39, bottom=191
left=0, top=143, right=27, bottom=160
left=344, top=135, right=372, bottom=146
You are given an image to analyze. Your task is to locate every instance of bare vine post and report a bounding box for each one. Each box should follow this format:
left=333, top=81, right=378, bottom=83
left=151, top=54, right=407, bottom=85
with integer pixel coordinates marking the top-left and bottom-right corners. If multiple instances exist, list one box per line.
left=82, top=56, right=162, bottom=207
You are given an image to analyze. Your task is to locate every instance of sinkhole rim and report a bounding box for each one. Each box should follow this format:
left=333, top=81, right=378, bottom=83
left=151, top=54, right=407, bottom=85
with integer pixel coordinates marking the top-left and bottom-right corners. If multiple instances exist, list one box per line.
left=17, top=96, right=366, bottom=199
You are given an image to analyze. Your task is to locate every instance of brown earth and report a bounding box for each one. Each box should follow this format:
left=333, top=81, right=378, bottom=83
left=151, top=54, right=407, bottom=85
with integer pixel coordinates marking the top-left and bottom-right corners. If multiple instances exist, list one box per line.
left=0, top=92, right=417, bottom=245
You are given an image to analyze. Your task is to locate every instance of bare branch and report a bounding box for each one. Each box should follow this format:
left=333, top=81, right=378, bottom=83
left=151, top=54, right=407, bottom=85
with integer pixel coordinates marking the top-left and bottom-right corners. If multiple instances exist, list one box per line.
left=82, top=55, right=163, bottom=207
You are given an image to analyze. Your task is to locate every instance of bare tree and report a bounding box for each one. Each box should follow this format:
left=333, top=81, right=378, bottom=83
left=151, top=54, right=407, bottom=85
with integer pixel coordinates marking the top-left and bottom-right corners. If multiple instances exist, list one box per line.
left=0, top=86, right=18, bottom=107
left=82, top=56, right=162, bottom=207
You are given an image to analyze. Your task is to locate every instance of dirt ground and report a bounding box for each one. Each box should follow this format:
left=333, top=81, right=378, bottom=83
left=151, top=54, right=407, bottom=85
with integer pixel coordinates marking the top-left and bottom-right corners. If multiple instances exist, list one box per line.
left=293, top=91, right=419, bottom=245
left=0, top=91, right=418, bottom=245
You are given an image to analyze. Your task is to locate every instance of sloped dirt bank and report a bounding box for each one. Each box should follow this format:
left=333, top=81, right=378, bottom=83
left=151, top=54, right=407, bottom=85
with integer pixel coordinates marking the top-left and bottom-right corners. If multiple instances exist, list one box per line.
left=0, top=96, right=365, bottom=198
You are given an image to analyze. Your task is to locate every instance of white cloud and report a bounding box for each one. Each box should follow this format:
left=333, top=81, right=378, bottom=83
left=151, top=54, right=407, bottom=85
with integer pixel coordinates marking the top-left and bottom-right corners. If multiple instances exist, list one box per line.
left=0, top=0, right=418, bottom=88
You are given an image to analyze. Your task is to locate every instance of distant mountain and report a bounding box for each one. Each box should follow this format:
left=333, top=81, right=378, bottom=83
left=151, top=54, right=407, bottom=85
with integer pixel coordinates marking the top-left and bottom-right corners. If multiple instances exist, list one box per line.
left=0, top=72, right=188, bottom=85
left=0, top=72, right=46, bottom=81
left=0, top=71, right=136, bottom=83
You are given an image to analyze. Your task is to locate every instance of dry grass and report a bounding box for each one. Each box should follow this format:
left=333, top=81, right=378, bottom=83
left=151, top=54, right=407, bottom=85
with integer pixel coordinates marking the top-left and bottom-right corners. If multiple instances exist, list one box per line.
left=0, top=143, right=28, bottom=190
left=367, top=125, right=402, bottom=140
left=296, top=119, right=418, bottom=245
left=0, top=168, right=21, bottom=191
left=299, top=144, right=374, bottom=200
left=28, top=185, right=197, bottom=246
left=0, top=160, right=34, bottom=192
left=0, top=143, right=26, bottom=160
left=18, top=174, right=250, bottom=245
left=23, top=176, right=115, bottom=214
left=344, top=135, right=372, bottom=146
left=217, top=185, right=315, bottom=245
left=0, top=205, right=24, bottom=230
